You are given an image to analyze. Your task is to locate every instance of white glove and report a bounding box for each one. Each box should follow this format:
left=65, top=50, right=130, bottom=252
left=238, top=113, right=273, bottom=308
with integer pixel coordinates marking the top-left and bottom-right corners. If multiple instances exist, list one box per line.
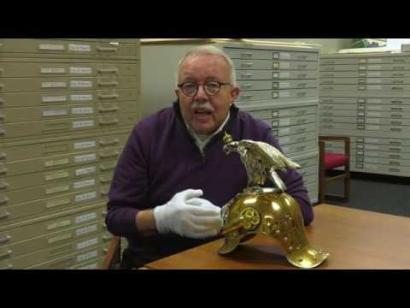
left=153, top=189, right=222, bottom=239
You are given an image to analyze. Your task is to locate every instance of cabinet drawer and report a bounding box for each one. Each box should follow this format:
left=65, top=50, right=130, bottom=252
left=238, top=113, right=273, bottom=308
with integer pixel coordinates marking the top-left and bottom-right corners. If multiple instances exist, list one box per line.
left=273, top=51, right=318, bottom=62
left=0, top=175, right=112, bottom=206
left=27, top=245, right=108, bottom=269
left=273, top=122, right=317, bottom=137
left=0, top=202, right=106, bottom=241
left=0, top=60, right=139, bottom=77
left=278, top=132, right=316, bottom=146
left=0, top=131, right=129, bottom=163
left=0, top=89, right=139, bottom=108
left=0, top=101, right=138, bottom=123
left=0, top=232, right=109, bottom=269
left=0, top=160, right=117, bottom=191
left=0, top=39, right=140, bottom=59
left=0, top=113, right=138, bottom=140
left=0, top=221, right=107, bottom=259
left=0, top=76, right=139, bottom=92
left=273, top=70, right=318, bottom=80
left=224, top=47, right=273, bottom=60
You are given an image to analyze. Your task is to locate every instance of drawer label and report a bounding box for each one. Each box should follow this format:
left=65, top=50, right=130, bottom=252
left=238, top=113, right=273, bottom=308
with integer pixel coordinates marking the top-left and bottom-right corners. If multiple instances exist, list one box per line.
left=69, top=44, right=91, bottom=52
left=75, top=224, right=98, bottom=237
left=75, top=166, right=97, bottom=176
left=41, top=67, right=66, bottom=74
left=70, top=80, right=93, bottom=88
left=39, top=44, right=65, bottom=51
left=76, top=237, right=98, bottom=250
left=72, top=120, right=94, bottom=129
left=42, top=81, right=67, bottom=88
left=76, top=250, right=98, bottom=262
left=70, top=67, right=92, bottom=74
left=45, top=158, right=70, bottom=167
left=71, top=107, right=94, bottom=115
left=74, top=140, right=96, bottom=150
left=45, top=184, right=70, bottom=195
left=42, top=109, right=68, bottom=117
left=75, top=212, right=97, bottom=224
left=73, top=178, right=95, bottom=189
left=46, top=198, right=71, bottom=208
left=45, top=170, right=70, bottom=181
left=47, top=219, right=71, bottom=230
left=74, top=153, right=97, bottom=163
left=74, top=191, right=97, bottom=203
left=42, top=95, right=67, bottom=103
left=70, top=94, right=93, bottom=101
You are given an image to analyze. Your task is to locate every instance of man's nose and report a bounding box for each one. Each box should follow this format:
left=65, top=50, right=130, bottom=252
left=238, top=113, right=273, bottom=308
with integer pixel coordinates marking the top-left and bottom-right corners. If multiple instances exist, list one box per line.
left=194, top=85, right=208, bottom=101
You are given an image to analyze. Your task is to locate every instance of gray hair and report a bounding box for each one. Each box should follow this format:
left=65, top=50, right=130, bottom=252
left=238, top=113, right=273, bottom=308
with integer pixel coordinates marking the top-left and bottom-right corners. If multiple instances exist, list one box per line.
left=175, top=45, right=237, bottom=87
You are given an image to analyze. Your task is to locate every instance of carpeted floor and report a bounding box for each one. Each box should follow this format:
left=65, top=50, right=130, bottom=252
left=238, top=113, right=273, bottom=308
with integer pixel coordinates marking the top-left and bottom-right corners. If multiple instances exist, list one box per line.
left=318, top=172, right=410, bottom=217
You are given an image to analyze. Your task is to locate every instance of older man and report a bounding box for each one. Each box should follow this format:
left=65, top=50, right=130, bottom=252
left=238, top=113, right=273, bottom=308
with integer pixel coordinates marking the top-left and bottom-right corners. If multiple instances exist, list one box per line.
left=106, top=45, right=313, bottom=268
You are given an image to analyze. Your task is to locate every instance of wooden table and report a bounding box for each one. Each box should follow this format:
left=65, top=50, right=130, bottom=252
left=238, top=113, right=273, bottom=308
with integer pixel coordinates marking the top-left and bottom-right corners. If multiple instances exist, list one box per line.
left=144, top=204, right=410, bottom=269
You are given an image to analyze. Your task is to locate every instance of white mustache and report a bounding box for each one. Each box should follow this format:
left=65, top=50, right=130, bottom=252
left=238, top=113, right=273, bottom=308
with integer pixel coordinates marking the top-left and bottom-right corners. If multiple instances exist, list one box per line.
left=191, top=101, right=214, bottom=113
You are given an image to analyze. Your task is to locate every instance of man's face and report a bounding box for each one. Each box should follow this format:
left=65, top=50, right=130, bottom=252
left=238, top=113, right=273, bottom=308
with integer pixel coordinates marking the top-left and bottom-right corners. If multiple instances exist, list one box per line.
left=176, top=54, right=240, bottom=135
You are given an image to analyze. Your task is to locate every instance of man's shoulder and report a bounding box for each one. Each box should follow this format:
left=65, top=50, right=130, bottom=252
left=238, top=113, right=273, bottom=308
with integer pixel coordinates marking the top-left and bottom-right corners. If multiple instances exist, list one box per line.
left=134, top=105, right=176, bottom=131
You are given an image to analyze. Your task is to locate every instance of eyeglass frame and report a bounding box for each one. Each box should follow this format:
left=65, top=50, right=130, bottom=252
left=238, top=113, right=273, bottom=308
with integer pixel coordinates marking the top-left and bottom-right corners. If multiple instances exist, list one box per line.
left=177, top=81, right=232, bottom=97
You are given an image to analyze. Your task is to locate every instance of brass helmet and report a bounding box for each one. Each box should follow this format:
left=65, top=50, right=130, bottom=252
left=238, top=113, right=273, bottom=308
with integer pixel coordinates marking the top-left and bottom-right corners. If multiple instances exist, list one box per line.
left=219, top=188, right=329, bottom=269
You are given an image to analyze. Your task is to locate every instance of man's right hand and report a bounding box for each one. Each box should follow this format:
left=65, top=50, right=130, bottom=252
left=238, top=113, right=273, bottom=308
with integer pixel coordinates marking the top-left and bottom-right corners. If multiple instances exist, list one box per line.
left=153, top=189, right=222, bottom=239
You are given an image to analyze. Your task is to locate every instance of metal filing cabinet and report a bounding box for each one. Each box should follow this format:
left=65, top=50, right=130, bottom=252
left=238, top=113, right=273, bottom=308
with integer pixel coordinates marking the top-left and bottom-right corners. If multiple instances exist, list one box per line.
left=0, top=39, right=140, bottom=269
left=320, top=52, right=410, bottom=177
left=142, top=40, right=320, bottom=203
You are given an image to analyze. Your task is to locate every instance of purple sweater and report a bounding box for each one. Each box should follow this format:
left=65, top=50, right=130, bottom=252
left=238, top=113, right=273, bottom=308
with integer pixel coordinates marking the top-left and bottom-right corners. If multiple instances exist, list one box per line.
left=106, top=102, right=313, bottom=264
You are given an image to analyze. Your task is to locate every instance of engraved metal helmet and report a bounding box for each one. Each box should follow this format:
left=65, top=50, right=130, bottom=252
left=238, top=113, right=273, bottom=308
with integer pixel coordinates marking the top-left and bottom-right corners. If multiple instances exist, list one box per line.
left=219, top=189, right=329, bottom=269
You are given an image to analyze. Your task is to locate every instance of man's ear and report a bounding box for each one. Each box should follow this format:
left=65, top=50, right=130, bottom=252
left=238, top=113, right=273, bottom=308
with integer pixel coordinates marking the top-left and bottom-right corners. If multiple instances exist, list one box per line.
left=230, top=86, right=240, bottom=102
left=175, top=88, right=180, bottom=98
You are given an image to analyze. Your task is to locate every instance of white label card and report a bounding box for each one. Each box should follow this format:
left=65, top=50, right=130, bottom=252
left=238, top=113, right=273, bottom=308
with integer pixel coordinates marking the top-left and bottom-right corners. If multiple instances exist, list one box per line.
left=73, top=178, right=96, bottom=189
left=74, top=153, right=97, bottom=163
left=69, top=44, right=91, bottom=52
left=70, top=94, right=93, bottom=101
left=75, top=224, right=98, bottom=237
left=75, top=212, right=97, bottom=224
left=42, top=96, right=67, bottom=103
left=72, top=120, right=94, bottom=129
left=75, top=166, right=97, bottom=176
left=70, top=67, right=92, bottom=74
left=73, top=140, right=96, bottom=150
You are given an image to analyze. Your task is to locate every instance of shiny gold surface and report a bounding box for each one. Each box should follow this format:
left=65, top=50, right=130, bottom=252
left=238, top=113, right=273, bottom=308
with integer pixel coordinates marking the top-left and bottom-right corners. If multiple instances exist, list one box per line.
left=220, top=133, right=329, bottom=268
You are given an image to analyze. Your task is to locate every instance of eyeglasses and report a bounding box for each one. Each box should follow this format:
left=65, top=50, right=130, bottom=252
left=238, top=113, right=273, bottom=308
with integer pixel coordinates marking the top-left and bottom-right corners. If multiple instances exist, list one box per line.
left=177, top=81, right=231, bottom=97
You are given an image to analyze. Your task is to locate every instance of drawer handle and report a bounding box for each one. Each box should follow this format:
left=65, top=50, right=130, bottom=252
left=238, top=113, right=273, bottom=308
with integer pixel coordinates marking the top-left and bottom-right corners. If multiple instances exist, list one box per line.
left=98, top=68, right=118, bottom=74
left=389, top=168, right=400, bottom=172
left=97, top=46, right=117, bottom=52
left=297, top=137, right=306, bottom=142
left=391, top=121, right=402, bottom=125
left=100, top=189, right=109, bottom=196
left=391, top=86, right=403, bottom=91
left=98, top=106, right=119, bottom=112
left=0, top=196, right=9, bottom=206
left=0, top=235, right=11, bottom=244
left=390, top=128, right=402, bottom=132
left=389, top=155, right=401, bottom=159
left=99, top=118, right=119, bottom=125
left=0, top=249, right=12, bottom=259
left=0, top=211, right=10, bottom=220
left=240, top=95, right=253, bottom=99
left=0, top=84, right=4, bottom=89
left=0, top=98, right=4, bottom=105
left=0, top=68, right=3, bottom=74
left=242, top=84, right=252, bottom=89
left=102, top=210, right=107, bottom=216
left=0, top=128, right=6, bottom=136
left=0, top=168, right=8, bottom=175
left=391, top=100, right=403, bottom=104
left=98, top=138, right=119, bottom=146
left=0, top=182, right=8, bottom=190
left=98, top=94, right=119, bottom=99
left=0, top=152, right=6, bottom=160
left=99, top=176, right=112, bottom=184
left=98, top=81, right=118, bottom=87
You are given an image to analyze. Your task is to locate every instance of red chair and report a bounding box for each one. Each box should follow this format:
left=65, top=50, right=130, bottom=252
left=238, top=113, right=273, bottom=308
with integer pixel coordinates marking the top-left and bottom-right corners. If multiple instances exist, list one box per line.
left=318, top=136, right=350, bottom=204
